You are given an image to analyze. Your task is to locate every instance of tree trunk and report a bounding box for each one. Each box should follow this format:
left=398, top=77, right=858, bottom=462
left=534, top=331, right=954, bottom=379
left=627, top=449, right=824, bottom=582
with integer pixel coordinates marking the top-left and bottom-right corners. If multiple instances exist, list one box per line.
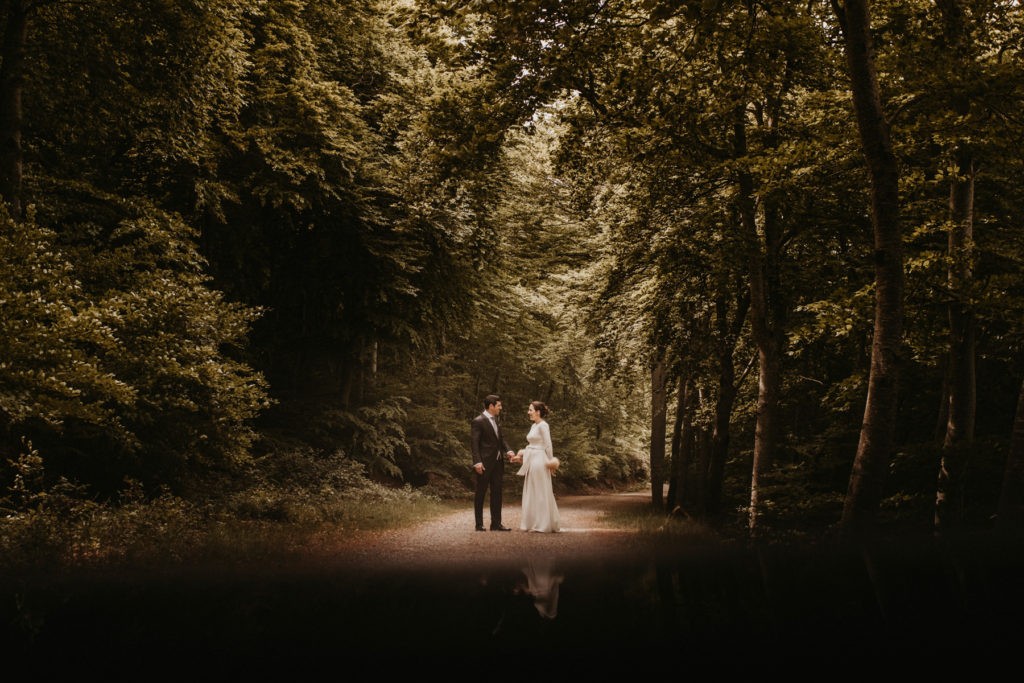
left=674, top=377, right=697, bottom=514
left=650, top=352, right=668, bottom=510
left=706, top=290, right=749, bottom=516
left=932, top=0, right=978, bottom=535
left=0, top=0, right=29, bottom=218
left=694, top=418, right=711, bottom=515
left=997, top=377, right=1024, bottom=532
left=667, top=375, right=686, bottom=511
left=542, top=380, right=555, bottom=403
left=748, top=342, right=781, bottom=536
left=733, top=112, right=785, bottom=536
left=935, top=146, right=976, bottom=533
left=934, top=354, right=951, bottom=444
left=834, top=0, right=905, bottom=542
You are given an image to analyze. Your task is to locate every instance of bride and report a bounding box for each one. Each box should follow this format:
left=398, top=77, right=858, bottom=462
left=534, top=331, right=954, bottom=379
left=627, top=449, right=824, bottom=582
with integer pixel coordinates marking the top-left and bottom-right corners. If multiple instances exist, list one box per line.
left=514, top=400, right=560, bottom=533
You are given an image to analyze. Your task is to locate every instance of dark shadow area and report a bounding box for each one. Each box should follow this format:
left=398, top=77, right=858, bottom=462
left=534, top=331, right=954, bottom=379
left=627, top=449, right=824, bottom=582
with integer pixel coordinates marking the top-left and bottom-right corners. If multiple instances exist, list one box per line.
left=3, top=533, right=1023, bottom=678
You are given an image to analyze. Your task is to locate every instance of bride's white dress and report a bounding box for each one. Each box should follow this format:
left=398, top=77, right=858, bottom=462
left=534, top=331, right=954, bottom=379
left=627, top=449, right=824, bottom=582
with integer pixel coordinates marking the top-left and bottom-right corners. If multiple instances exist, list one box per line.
left=516, top=420, right=560, bottom=532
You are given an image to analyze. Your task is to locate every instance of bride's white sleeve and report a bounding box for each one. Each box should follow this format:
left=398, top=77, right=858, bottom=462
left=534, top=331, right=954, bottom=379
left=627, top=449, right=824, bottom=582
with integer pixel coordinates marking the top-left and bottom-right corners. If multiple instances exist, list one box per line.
left=541, top=422, right=554, bottom=460
left=516, top=432, right=529, bottom=476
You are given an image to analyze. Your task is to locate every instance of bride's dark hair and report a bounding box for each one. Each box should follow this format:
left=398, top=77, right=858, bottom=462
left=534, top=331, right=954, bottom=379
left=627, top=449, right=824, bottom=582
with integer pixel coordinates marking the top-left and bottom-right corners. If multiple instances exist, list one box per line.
left=530, top=400, right=549, bottom=418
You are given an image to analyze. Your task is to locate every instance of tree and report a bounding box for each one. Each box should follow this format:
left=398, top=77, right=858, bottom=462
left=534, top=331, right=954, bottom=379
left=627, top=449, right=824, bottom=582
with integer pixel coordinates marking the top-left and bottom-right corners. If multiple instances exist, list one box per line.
left=0, top=0, right=270, bottom=493
left=932, top=0, right=979, bottom=532
left=832, top=0, right=905, bottom=541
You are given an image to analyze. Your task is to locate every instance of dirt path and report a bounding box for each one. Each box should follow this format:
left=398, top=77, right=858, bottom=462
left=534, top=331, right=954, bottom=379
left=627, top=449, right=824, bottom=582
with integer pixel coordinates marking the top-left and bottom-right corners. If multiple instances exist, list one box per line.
left=314, top=490, right=661, bottom=574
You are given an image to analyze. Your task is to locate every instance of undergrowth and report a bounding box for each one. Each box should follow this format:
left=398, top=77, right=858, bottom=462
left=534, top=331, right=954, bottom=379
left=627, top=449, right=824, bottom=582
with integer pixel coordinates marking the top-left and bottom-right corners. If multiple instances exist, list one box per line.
left=0, top=446, right=458, bottom=574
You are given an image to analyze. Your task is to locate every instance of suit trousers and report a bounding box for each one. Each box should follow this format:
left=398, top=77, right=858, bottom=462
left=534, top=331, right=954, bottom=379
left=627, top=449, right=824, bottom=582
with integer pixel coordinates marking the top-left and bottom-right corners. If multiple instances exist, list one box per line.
left=474, top=456, right=504, bottom=528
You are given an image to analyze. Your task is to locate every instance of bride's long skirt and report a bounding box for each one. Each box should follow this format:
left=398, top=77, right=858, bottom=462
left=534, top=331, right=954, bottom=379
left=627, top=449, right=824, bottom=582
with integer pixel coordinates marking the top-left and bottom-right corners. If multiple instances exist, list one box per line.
left=518, top=446, right=560, bottom=532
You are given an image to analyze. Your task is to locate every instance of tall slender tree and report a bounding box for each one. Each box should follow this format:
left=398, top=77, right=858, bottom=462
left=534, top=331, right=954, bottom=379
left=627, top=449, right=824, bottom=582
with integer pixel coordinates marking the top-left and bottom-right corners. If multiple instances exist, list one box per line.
left=832, top=0, right=905, bottom=540
left=931, top=0, right=979, bottom=533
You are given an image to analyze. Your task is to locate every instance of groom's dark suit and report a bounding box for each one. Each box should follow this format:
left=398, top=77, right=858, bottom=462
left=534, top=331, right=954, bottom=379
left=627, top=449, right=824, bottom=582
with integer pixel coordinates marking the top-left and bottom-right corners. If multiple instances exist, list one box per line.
left=471, top=411, right=513, bottom=530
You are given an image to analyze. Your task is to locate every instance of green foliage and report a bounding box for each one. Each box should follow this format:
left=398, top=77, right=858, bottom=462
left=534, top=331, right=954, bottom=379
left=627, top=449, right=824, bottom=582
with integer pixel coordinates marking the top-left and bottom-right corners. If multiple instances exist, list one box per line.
left=1, top=438, right=90, bottom=515
left=0, top=184, right=270, bottom=493
left=388, top=354, right=476, bottom=484
left=2, top=0, right=1022, bottom=548
left=338, top=398, right=411, bottom=480
left=225, top=474, right=441, bottom=529
left=590, top=441, right=649, bottom=485
left=0, top=441, right=454, bottom=573
left=0, top=211, right=135, bottom=440
left=0, top=443, right=116, bottom=569
left=258, top=396, right=411, bottom=482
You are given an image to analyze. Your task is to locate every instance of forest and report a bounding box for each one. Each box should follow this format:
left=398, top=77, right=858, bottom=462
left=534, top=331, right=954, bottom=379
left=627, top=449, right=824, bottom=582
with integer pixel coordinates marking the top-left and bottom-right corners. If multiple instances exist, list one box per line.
left=1, top=0, right=1023, bottom=563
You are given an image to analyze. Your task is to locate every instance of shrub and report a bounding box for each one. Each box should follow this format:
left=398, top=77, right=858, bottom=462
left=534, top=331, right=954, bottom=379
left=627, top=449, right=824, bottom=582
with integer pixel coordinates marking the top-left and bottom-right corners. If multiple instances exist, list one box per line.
left=0, top=189, right=271, bottom=494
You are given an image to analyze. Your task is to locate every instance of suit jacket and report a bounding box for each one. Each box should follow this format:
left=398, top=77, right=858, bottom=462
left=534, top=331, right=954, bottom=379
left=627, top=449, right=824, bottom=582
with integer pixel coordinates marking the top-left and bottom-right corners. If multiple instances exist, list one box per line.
left=471, top=413, right=512, bottom=467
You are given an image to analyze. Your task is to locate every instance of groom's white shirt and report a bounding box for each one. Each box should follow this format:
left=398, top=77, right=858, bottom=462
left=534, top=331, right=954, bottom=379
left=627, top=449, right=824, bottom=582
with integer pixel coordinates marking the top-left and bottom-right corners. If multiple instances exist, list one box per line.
left=483, top=411, right=499, bottom=436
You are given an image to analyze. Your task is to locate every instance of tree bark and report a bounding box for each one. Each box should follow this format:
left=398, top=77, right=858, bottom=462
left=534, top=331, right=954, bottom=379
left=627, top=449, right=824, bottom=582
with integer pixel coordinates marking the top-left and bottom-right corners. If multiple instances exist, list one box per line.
left=935, top=146, right=976, bottom=533
left=650, top=351, right=668, bottom=510
left=933, top=0, right=978, bottom=535
left=667, top=375, right=686, bottom=511
left=734, top=113, right=785, bottom=535
left=673, top=377, right=697, bottom=514
left=706, top=290, right=749, bottom=516
left=934, top=355, right=951, bottom=444
left=694, top=416, right=711, bottom=515
left=748, top=342, right=781, bottom=536
left=834, top=0, right=905, bottom=542
left=0, top=0, right=29, bottom=218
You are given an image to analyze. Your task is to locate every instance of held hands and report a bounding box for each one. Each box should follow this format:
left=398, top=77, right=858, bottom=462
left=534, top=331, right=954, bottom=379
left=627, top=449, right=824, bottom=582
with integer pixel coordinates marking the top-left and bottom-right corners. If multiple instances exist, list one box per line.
left=512, top=450, right=524, bottom=464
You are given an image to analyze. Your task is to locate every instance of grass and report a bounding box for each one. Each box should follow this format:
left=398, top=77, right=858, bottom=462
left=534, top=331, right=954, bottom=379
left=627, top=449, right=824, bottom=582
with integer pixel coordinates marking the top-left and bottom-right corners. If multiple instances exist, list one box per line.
left=602, top=501, right=724, bottom=548
left=0, top=481, right=469, bottom=576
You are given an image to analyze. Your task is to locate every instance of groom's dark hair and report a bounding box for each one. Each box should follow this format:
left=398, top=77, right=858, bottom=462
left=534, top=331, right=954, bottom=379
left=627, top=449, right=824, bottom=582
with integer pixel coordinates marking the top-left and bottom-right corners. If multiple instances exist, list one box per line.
left=483, top=394, right=501, bottom=409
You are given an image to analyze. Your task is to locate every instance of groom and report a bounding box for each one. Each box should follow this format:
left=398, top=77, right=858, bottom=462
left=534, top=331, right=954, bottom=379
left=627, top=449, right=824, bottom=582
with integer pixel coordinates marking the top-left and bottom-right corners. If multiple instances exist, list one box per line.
left=471, top=394, right=516, bottom=531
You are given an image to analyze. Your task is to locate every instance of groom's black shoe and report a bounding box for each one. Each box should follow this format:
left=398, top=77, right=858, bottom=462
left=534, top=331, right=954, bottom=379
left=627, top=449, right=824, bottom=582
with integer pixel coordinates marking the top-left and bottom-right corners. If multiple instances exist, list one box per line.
left=491, top=524, right=512, bottom=531
left=475, top=525, right=487, bottom=531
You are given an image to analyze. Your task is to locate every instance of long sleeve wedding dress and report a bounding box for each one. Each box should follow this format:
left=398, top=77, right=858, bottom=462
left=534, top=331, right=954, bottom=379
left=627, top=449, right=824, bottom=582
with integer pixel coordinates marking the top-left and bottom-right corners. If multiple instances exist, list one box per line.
left=516, top=420, right=560, bottom=532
